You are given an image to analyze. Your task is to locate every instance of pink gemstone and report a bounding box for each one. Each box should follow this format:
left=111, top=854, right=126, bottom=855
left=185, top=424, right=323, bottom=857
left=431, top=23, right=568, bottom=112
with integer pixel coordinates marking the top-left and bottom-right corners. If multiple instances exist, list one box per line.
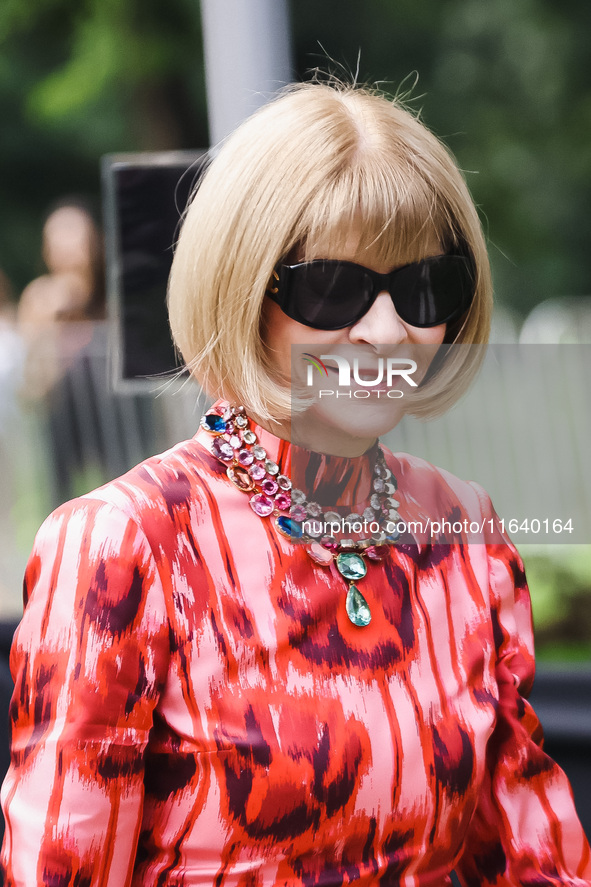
left=274, top=492, right=291, bottom=511
left=229, top=434, right=242, bottom=449
left=211, top=438, right=234, bottom=461
left=307, top=542, right=334, bottom=566
left=248, top=463, right=266, bottom=481
left=237, top=449, right=254, bottom=466
left=249, top=493, right=274, bottom=517
left=261, top=479, right=278, bottom=495
left=320, top=537, right=338, bottom=551
left=290, top=505, right=307, bottom=522
left=365, top=545, right=389, bottom=561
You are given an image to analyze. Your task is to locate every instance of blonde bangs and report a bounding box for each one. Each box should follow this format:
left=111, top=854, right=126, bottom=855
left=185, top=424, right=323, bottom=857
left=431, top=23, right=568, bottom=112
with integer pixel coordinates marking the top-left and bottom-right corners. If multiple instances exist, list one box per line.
left=299, top=164, right=449, bottom=269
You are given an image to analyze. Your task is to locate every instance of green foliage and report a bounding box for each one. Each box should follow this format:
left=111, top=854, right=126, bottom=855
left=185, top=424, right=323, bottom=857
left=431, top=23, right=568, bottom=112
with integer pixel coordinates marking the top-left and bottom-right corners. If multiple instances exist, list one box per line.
left=0, top=0, right=207, bottom=291
left=24, top=0, right=200, bottom=121
left=293, top=0, right=591, bottom=316
left=522, top=545, right=591, bottom=661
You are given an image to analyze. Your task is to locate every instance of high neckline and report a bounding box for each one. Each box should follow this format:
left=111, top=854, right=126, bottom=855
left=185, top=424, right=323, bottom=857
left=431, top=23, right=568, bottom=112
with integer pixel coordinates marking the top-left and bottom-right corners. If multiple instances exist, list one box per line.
left=197, top=401, right=380, bottom=510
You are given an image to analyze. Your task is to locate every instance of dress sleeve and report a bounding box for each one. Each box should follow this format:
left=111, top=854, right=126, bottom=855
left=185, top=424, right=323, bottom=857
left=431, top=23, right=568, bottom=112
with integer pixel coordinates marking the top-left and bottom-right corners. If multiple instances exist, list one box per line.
left=0, top=497, right=171, bottom=887
left=456, top=485, right=591, bottom=885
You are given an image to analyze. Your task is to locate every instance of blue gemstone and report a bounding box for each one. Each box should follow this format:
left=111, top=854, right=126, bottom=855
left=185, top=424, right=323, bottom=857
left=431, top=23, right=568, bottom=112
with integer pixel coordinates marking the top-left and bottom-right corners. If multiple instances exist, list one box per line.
left=202, top=414, right=227, bottom=433
left=276, top=515, right=303, bottom=540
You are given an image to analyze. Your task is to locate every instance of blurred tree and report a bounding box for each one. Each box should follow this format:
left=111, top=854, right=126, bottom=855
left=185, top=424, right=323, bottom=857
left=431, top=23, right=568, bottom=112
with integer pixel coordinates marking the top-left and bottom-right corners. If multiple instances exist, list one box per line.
left=291, top=0, right=591, bottom=316
left=0, top=0, right=208, bottom=293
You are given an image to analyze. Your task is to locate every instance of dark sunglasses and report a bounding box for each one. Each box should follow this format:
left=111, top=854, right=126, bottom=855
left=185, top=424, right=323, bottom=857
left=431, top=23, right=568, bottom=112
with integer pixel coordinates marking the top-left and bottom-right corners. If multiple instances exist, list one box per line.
left=266, top=254, right=475, bottom=330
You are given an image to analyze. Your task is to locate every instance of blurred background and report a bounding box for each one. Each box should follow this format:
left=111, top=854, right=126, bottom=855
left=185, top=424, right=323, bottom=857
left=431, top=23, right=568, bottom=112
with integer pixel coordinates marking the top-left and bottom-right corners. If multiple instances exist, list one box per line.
left=0, top=0, right=590, bottom=846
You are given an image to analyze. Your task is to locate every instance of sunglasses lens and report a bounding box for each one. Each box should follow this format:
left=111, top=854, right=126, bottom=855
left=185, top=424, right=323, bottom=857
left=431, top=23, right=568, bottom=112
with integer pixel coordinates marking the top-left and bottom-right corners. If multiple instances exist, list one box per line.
left=392, top=256, right=472, bottom=327
left=277, top=256, right=473, bottom=330
left=291, top=262, right=373, bottom=329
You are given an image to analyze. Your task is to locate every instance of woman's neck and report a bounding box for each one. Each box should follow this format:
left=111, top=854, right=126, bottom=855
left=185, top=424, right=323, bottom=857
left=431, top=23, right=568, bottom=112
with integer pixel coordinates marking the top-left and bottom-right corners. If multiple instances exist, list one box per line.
left=251, top=414, right=378, bottom=459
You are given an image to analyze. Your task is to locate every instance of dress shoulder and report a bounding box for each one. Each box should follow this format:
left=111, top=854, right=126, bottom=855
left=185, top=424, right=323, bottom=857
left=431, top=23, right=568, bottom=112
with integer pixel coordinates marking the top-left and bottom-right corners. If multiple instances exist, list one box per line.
left=80, top=434, right=221, bottom=526
left=380, top=447, right=499, bottom=543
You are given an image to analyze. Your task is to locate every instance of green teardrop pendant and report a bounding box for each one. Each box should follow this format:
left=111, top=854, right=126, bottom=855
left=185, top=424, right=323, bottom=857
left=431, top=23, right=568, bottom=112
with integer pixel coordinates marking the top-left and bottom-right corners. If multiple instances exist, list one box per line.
left=345, top=584, right=372, bottom=627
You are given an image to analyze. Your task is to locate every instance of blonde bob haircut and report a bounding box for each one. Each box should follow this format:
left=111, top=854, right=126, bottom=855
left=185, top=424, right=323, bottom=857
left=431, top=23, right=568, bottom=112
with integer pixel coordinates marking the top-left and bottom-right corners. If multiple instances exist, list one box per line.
left=168, top=82, right=492, bottom=423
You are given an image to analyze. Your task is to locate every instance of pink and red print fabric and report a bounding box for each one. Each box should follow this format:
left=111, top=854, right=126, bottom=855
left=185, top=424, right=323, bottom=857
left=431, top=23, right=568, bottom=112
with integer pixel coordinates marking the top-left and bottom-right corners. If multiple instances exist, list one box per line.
left=2, top=418, right=590, bottom=886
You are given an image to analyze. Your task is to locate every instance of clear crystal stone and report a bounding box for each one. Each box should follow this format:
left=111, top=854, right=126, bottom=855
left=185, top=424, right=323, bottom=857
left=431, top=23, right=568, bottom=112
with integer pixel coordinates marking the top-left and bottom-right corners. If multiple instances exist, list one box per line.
left=253, top=445, right=266, bottom=460
left=345, top=513, right=363, bottom=525
left=277, top=474, right=292, bottom=490
left=305, top=519, right=324, bottom=539
left=306, top=502, right=322, bottom=518
left=242, top=430, right=257, bottom=445
left=264, top=460, right=279, bottom=476
left=291, top=489, right=306, bottom=505
left=234, top=415, right=248, bottom=428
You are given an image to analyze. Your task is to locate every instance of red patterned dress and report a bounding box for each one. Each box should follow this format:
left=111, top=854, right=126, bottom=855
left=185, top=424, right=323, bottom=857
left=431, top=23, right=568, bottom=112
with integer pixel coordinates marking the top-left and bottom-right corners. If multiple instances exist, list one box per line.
left=2, top=413, right=590, bottom=886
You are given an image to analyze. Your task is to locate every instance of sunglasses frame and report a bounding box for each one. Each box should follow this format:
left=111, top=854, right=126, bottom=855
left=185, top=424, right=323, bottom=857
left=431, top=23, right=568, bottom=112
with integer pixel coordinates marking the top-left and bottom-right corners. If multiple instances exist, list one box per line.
left=266, top=254, right=475, bottom=331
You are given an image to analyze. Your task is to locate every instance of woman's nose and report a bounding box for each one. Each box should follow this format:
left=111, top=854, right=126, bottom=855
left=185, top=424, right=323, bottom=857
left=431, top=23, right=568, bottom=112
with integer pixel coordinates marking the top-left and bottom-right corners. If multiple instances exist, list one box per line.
left=347, top=291, right=408, bottom=345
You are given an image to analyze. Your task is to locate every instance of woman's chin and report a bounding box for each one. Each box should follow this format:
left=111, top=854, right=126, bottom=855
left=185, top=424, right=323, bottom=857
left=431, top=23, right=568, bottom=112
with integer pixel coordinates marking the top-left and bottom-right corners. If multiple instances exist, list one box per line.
left=291, top=393, right=406, bottom=456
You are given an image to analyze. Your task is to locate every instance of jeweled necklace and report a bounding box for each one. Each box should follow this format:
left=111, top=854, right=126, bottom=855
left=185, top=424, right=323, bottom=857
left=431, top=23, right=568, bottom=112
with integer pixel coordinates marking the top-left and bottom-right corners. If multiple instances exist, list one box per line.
left=201, top=404, right=401, bottom=627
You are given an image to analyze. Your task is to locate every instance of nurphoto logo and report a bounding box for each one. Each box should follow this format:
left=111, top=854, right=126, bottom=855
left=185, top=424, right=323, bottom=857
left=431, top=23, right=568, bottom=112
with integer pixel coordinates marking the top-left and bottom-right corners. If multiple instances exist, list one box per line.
left=303, top=353, right=418, bottom=398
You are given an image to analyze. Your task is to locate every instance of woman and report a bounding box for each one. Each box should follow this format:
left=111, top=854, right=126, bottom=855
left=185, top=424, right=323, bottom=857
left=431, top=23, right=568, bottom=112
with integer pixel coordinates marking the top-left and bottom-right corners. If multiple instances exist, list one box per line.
left=2, top=82, right=590, bottom=886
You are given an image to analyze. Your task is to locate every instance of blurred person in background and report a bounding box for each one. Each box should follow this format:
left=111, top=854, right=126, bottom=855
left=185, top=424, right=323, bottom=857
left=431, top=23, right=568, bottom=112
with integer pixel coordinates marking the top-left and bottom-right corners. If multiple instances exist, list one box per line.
left=2, top=82, right=590, bottom=887
left=18, top=199, right=104, bottom=327
left=17, top=198, right=104, bottom=400
left=17, top=198, right=105, bottom=401
left=14, top=199, right=113, bottom=507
